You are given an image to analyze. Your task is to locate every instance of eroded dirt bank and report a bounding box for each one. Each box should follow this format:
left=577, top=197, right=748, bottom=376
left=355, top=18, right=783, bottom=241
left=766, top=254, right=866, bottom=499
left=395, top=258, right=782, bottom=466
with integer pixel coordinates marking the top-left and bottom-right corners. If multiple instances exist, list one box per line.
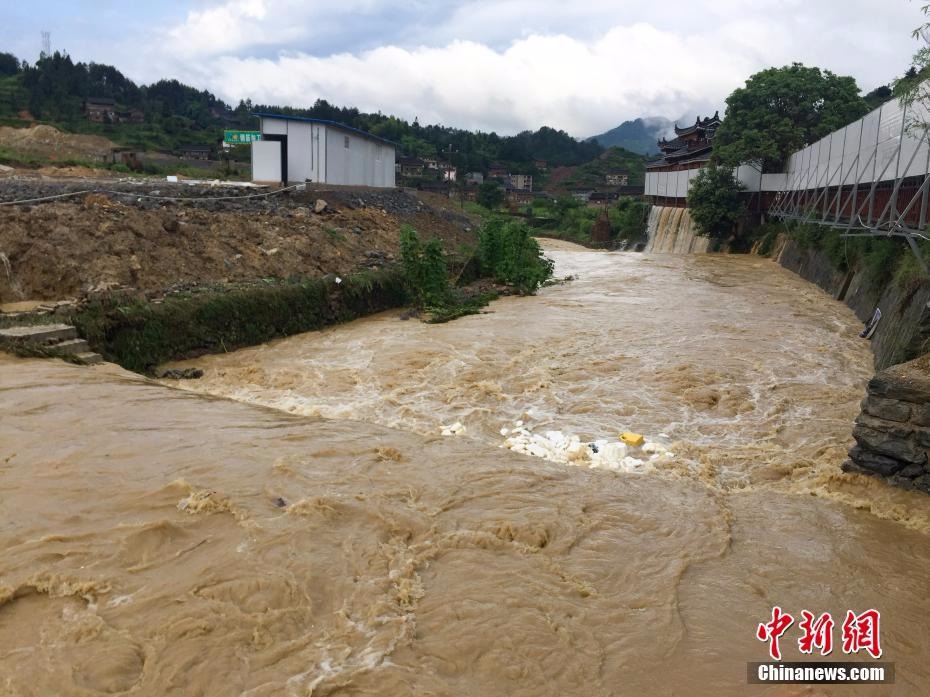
left=0, top=179, right=474, bottom=302
left=2, top=242, right=929, bottom=695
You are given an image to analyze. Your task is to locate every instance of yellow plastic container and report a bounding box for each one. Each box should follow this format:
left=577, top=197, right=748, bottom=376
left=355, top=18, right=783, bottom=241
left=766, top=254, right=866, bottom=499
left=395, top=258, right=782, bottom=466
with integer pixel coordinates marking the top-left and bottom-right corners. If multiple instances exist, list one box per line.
left=620, top=432, right=644, bottom=447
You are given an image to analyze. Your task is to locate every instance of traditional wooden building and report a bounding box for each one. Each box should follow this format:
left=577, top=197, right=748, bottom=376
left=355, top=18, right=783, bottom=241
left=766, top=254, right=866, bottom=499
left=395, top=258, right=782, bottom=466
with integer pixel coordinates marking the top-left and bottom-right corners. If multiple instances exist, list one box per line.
left=84, top=97, right=116, bottom=123
left=648, top=112, right=720, bottom=174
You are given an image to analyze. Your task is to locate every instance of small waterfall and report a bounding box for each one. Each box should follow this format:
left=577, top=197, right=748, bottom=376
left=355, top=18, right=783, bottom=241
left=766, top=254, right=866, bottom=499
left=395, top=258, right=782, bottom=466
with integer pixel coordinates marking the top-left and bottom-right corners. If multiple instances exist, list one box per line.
left=644, top=206, right=710, bottom=254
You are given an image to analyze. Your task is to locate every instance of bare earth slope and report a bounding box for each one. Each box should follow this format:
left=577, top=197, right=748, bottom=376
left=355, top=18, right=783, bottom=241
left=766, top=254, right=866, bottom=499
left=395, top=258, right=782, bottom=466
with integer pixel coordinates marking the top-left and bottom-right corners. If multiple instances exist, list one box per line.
left=0, top=181, right=475, bottom=302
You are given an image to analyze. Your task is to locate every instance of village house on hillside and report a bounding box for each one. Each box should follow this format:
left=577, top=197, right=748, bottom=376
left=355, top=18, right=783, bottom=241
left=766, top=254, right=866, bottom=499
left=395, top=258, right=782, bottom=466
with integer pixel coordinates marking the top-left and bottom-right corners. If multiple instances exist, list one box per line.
left=84, top=97, right=144, bottom=124
left=84, top=97, right=115, bottom=122
left=488, top=162, right=508, bottom=178
left=605, top=171, right=630, bottom=186
left=509, top=173, right=533, bottom=192
left=397, top=156, right=426, bottom=177
left=179, top=144, right=213, bottom=160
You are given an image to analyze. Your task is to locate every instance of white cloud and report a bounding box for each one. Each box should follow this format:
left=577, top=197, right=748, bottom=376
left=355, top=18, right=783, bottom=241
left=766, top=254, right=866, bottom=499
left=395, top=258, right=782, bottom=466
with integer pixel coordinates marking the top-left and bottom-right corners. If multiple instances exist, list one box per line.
left=110, top=0, right=928, bottom=136
left=192, top=22, right=761, bottom=135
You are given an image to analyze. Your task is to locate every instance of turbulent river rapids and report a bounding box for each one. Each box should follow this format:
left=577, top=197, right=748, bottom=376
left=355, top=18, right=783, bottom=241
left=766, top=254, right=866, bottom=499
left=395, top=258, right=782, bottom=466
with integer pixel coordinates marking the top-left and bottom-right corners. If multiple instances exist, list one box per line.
left=3, top=240, right=930, bottom=696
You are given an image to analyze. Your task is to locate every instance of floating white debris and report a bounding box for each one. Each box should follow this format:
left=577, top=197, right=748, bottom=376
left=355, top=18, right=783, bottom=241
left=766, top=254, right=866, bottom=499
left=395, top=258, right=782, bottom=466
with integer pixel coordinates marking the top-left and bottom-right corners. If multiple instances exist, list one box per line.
left=500, top=420, right=673, bottom=474
left=441, top=421, right=466, bottom=436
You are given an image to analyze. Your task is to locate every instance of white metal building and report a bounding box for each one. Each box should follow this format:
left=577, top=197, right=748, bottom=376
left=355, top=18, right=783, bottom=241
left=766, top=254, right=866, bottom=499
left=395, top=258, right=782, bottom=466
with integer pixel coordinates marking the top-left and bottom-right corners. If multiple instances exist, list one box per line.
left=251, top=113, right=396, bottom=187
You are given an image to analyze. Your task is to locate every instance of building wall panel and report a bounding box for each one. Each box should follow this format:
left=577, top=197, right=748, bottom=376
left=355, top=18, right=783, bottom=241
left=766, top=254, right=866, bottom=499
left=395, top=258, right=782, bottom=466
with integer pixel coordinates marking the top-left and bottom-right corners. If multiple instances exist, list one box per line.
left=252, top=140, right=281, bottom=182
left=286, top=120, right=312, bottom=183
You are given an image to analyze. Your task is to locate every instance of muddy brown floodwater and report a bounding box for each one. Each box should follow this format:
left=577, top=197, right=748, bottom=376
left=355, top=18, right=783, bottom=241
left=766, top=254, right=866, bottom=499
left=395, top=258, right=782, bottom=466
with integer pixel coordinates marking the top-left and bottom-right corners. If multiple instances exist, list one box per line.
left=2, top=240, right=930, bottom=696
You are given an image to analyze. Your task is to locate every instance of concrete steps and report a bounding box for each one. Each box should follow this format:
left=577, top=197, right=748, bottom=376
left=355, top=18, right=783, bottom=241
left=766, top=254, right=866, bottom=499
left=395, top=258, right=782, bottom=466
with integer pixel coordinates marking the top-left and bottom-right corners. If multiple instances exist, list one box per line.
left=0, top=323, right=103, bottom=365
left=0, top=323, right=77, bottom=344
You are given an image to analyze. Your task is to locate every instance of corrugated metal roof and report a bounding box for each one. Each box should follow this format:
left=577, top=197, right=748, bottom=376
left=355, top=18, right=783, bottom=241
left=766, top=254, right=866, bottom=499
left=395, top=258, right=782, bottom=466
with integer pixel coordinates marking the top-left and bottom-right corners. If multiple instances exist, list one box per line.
left=252, top=112, right=399, bottom=146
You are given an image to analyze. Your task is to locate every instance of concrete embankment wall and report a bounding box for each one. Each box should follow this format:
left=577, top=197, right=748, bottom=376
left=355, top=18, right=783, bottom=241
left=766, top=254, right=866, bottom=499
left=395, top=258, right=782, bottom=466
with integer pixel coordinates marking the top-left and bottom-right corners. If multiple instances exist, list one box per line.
left=771, top=234, right=930, bottom=491
left=773, top=235, right=930, bottom=371
left=644, top=206, right=711, bottom=254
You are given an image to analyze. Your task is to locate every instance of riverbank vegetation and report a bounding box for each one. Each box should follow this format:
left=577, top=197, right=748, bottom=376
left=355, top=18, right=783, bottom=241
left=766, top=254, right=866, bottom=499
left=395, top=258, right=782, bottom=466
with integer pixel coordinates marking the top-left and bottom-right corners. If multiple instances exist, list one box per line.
left=753, top=219, right=930, bottom=287
left=399, top=220, right=553, bottom=322
left=513, top=196, right=650, bottom=248
left=72, top=218, right=555, bottom=371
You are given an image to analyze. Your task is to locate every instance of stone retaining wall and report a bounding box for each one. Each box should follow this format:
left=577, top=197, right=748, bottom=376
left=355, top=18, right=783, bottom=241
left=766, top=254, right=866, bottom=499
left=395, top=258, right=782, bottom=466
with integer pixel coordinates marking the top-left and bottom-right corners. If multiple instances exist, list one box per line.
left=843, top=353, right=930, bottom=492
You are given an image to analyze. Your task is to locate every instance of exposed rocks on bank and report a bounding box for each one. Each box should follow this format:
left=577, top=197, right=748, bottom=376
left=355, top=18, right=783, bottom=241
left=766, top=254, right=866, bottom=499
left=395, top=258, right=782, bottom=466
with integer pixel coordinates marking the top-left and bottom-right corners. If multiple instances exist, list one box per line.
left=843, top=352, right=930, bottom=493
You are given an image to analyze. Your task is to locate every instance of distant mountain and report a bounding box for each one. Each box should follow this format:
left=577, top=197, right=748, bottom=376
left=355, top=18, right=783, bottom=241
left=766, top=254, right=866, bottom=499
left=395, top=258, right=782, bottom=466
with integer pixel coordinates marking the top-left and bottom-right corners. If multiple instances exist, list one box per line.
left=589, top=117, right=674, bottom=155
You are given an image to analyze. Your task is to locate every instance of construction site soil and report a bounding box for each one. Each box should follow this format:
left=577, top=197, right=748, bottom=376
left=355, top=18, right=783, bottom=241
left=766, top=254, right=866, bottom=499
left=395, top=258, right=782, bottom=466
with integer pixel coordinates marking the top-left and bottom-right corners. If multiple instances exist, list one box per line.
left=0, top=178, right=477, bottom=302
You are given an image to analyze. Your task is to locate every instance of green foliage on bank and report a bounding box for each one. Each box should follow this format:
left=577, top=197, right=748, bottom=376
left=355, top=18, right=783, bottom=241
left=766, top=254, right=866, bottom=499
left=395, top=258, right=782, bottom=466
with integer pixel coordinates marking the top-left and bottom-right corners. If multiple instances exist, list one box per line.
left=477, top=218, right=554, bottom=293
left=72, top=271, right=407, bottom=372
left=785, top=221, right=922, bottom=288
left=398, top=221, right=553, bottom=321
left=687, top=165, right=746, bottom=239
left=400, top=227, right=455, bottom=308
left=517, top=196, right=650, bottom=248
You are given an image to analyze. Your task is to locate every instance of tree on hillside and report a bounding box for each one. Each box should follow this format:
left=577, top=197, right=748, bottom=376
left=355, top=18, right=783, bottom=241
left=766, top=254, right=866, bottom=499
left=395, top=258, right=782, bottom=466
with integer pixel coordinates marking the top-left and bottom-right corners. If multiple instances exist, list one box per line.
left=687, top=164, right=745, bottom=239
left=0, top=52, right=20, bottom=76
left=713, top=63, right=867, bottom=172
left=476, top=180, right=505, bottom=210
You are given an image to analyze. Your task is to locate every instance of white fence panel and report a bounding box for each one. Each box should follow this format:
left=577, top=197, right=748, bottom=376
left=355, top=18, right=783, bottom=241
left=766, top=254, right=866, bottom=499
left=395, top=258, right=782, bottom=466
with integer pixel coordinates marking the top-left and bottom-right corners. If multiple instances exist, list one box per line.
left=841, top=119, right=863, bottom=185
left=828, top=128, right=846, bottom=187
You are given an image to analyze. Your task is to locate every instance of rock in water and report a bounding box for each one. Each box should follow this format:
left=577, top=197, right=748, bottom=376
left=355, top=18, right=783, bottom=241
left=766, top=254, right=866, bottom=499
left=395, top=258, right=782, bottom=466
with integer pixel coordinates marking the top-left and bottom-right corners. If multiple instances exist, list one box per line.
left=156, top=367, right=204, bottom=380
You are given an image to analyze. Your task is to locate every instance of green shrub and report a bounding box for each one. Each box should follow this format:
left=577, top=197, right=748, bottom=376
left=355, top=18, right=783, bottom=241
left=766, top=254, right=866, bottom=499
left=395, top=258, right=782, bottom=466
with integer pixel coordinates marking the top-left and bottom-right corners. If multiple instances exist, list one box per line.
left=477, top=218, right=554, bottom=293
left=399, top=225, right=452, bottom=308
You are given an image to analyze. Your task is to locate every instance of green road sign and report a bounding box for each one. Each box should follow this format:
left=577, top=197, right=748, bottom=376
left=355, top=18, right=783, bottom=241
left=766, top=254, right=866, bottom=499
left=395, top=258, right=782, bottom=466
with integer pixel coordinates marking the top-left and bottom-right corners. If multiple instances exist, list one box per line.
left=224, top=130, right=262, bottom=144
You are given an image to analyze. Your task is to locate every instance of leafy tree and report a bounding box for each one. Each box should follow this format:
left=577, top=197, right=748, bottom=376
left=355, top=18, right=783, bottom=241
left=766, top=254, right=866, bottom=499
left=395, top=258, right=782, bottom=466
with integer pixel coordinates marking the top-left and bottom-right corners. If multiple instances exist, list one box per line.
left=863, top=85, right=893, bottom=110
left=687, top=165, right=746, bottom=239
left=713, top=63, right=868, bottom=171
left=476, top=180, right=504, bottom=210
left=0, top=52, right=20, bottom=76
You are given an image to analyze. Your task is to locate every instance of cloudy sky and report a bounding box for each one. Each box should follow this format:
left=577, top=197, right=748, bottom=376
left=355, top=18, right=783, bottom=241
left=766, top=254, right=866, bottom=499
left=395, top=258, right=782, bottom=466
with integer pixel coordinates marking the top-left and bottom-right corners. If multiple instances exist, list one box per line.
left=1, top=1, right=926, bottom=136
